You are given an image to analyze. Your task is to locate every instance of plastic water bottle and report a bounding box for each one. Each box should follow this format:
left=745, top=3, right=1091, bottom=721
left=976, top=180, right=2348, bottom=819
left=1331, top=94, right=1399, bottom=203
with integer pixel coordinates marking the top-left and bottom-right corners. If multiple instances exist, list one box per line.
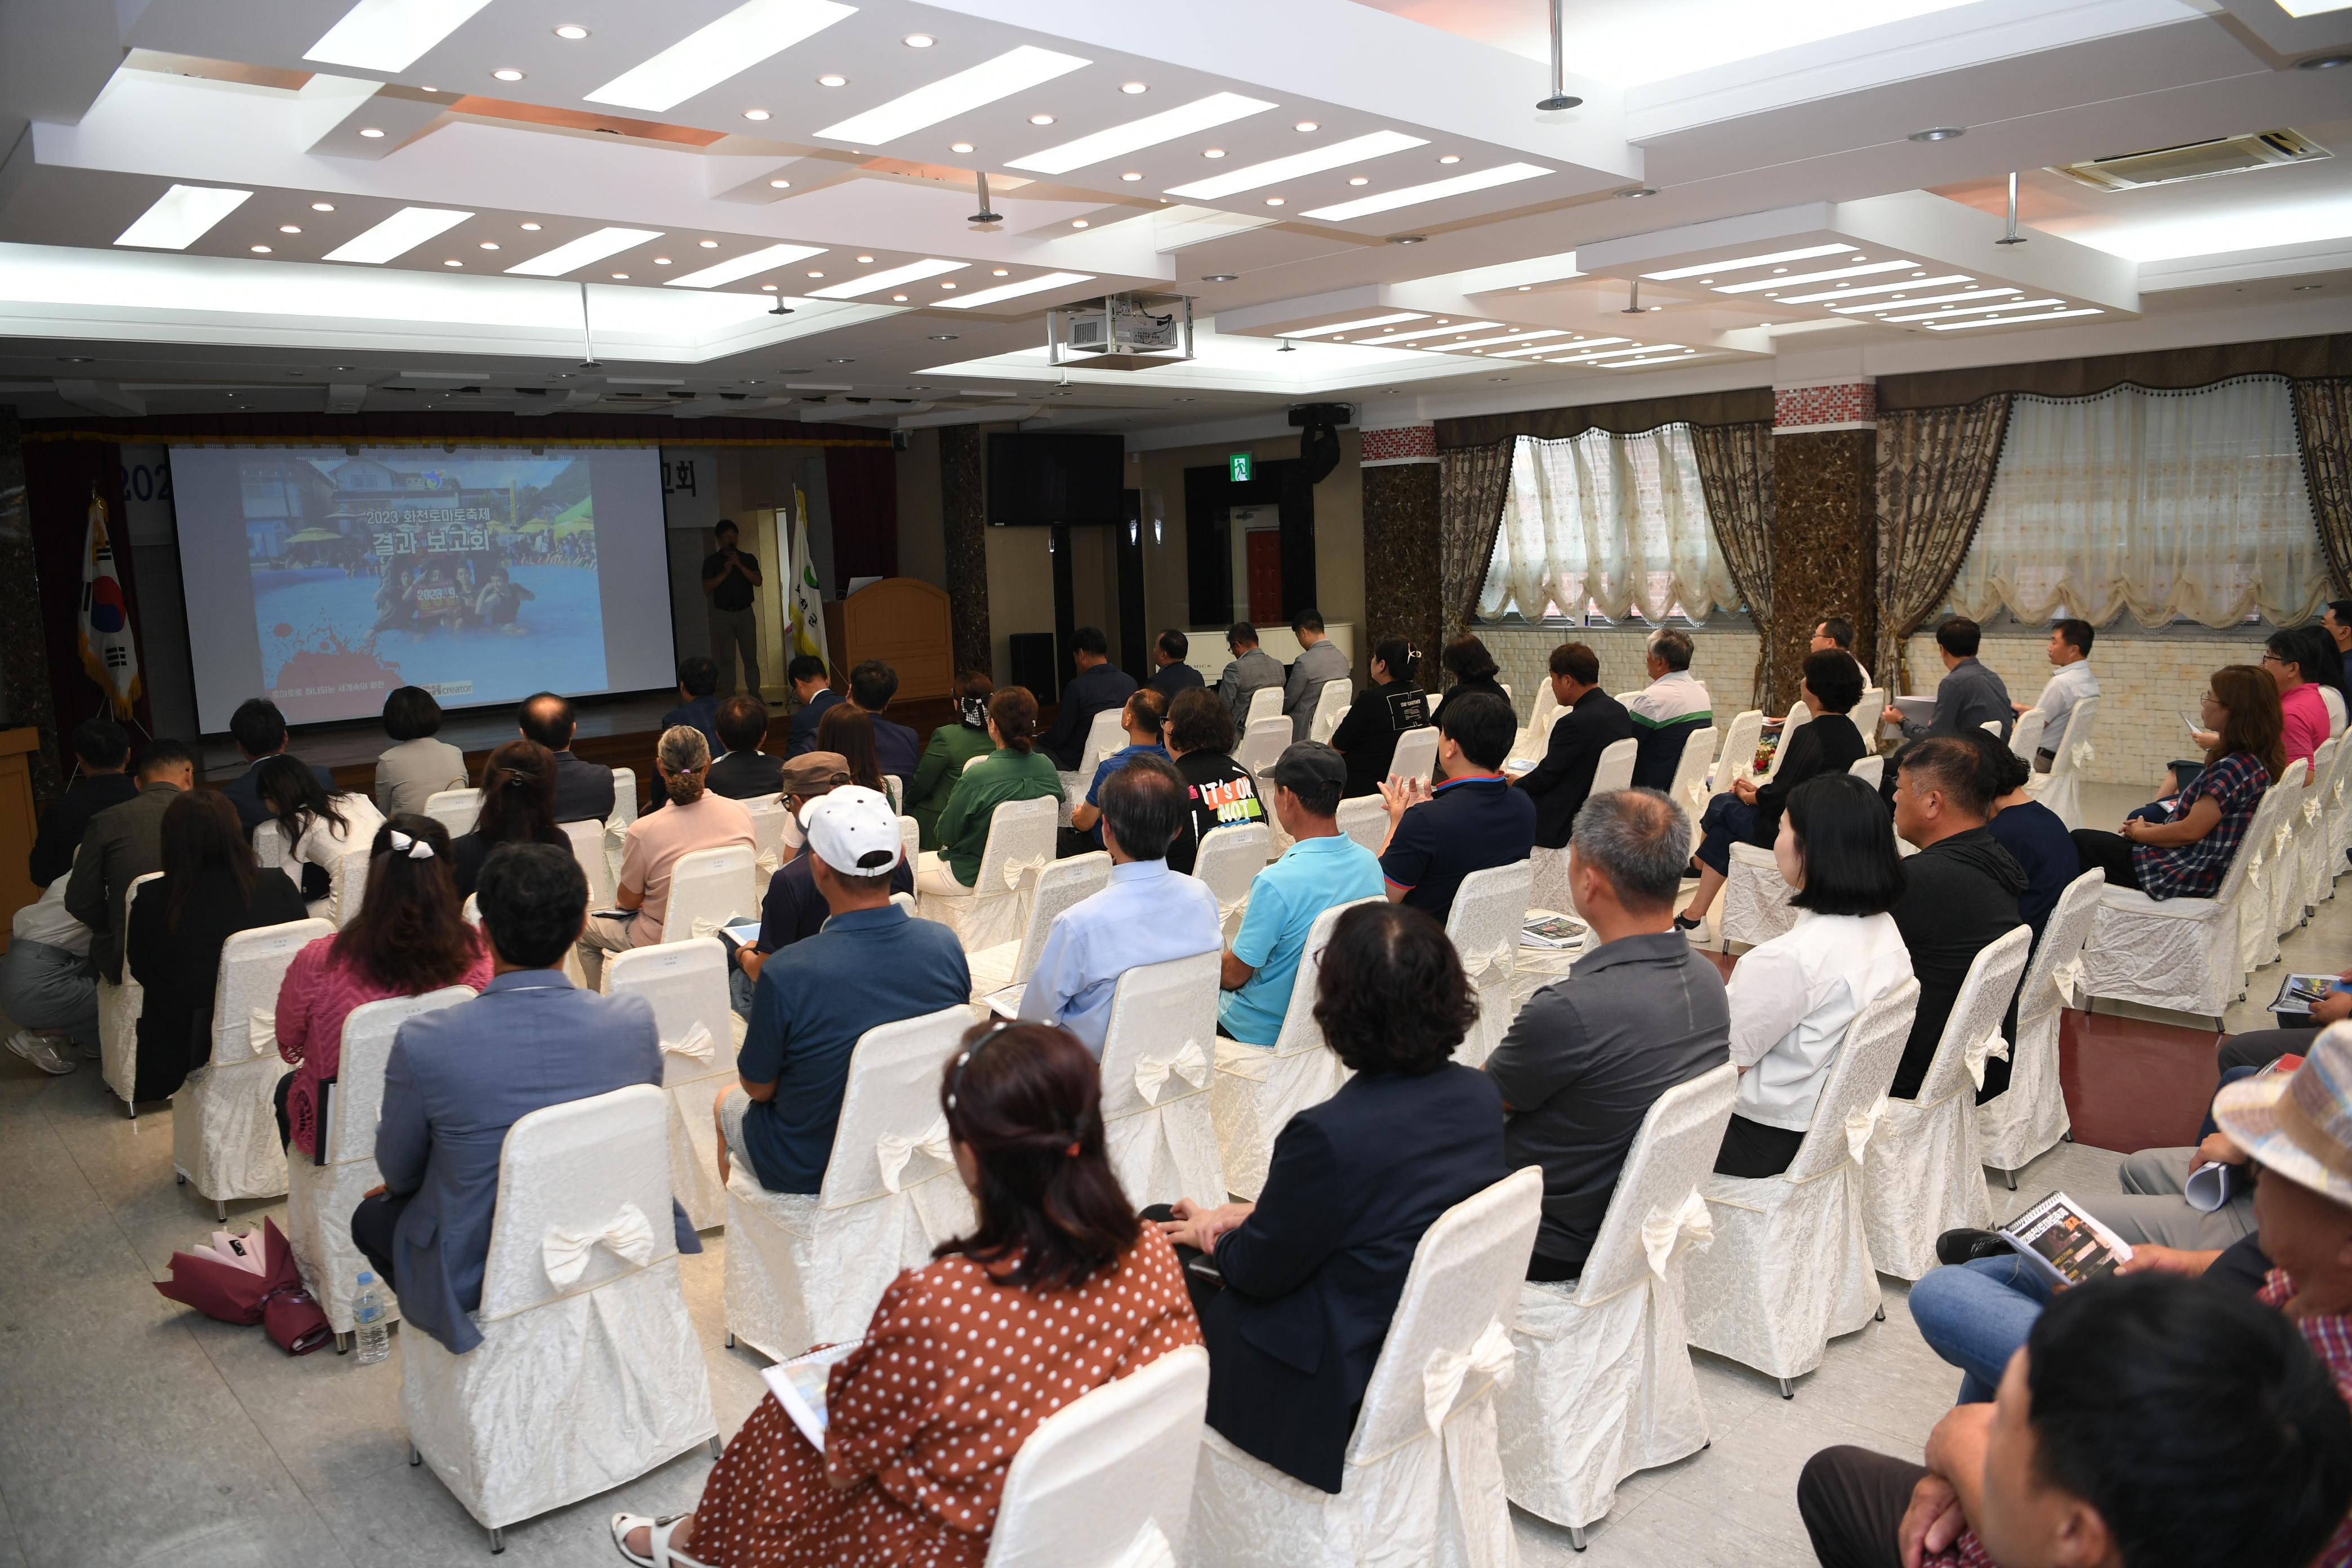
left=352, top=1272, right=391, bottom=1365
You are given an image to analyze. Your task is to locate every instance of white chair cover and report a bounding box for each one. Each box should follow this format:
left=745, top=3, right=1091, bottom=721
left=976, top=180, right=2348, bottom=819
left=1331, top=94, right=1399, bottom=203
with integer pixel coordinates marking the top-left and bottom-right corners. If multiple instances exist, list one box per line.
left=967, top=852, right=1113, bottom=999
left=327, top=845, right=371, bottom=928
left=1848, top=754, right=1885, bottom=790
left=603, top=938, right=746, bottom=1232
left=663, top=843, right=758, bottom=946
left=1309, top=679, right=1354, bottom=745
left=2022, top=697, right=2097, bottom=831
left=2269, top=758, right=2313, bottom=947
left=1057, top=710, right=1132, bottom=826
left=604, top=766, right=639, bottom=889
left=1245, top=685, right=1284, bottom=729
left=172, top=917, right=335, bottom=1205
left=1192, top=822, right=1272, bottom=943
left=1499, top=1064, right=1738, bottom=1532
left=1188, top=1168, right=1543, bottom=1568
left=1334, top=796, right=1388, bottom=856
left=285, top=987, right=471, bottom=1333
left=1720, top=841, right=1796, bottom=954
left=1848, top=689, right=1886, bottom=743
left=986, top=1346, right=1210, bottom=1568
left=886, top=775, right=905, bottom=814
left=1979, top=872, right=2102, bottom=1179
left=1098, top=951, right=1225, bottom=1211
left=2301, top=739, right=2344, bottom=913
left=1667, top=725, right=1719, bottom=822
left=1683, top=977, right=1919, bottom=1384
left=1235, top=716, right=1291, bottom=777
left=920, top=796, right=1058, bottom=952
left=2080, top=775, right=2283, bottom=1022
left=2008, top=707, right=2048, bottom=764
left=97, top=871, right=162, bottom=1111
left=2326, top=684, right=2349, bottom=741
left=401, top=1085, right=716, bottom=1535
left=1705, top=710, right=1764, bottom=799
left=723, top=1005, right=977, bottom=1362
left=1758, top=702, right=1813, bottom=783
left=1447, top=861, right=1531, bottom=1068
left=1210, top=898, right=1380, bottom=1200
left=900, top=814, right=921, bottom=875
left=562, top=818, right=616, bottom=908
left=1863, top=926, right=2030, bottom=1280
left=744, top=795, right=791, bottom=880
left=1591, top=737, right=1637, bottom=798
left=1389, top=727, right=1441, bottom=786
left=423, top=787, right=482, bottom=839
left=1510, top=683, right=1562, bottom=769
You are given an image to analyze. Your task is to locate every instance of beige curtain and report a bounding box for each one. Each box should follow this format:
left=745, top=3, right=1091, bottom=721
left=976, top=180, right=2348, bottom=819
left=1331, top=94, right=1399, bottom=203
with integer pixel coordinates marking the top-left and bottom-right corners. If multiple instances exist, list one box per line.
left=1438, top=440, right=1515, bottom=636
left=1874, top=397, right=2011, bottom=693
left=1691, top=421, right=1775, bottom=710
left=2295, top=377, right=2352, bottom=597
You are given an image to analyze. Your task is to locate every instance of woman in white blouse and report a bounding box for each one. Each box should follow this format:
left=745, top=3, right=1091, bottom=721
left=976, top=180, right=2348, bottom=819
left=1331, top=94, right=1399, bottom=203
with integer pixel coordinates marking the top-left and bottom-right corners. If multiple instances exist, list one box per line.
left=254, top=754, right=385, bottom=921
left=1716, top=771, right=1913, bottom=1178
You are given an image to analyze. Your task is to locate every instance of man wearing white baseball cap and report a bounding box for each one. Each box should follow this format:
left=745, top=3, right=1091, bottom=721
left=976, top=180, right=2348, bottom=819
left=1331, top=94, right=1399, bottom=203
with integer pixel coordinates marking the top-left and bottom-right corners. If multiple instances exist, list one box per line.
left=716, top=785, right=970, bottom=1196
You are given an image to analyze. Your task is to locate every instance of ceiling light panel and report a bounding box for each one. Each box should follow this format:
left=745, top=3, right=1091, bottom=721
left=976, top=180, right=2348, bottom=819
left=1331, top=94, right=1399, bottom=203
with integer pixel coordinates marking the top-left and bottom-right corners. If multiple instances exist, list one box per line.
left=936, top=270, right=1096, bottom=309
left=666, top=242, right=826, bottom=288
left=1277, top=311, right=1428, bottom=338
left=1556, top=342, right=1682, bottom=363
left=586, top=0, right=856, bottom=112
left=504, top=226, right=664, bottom=275
left=1301, top=163, right=1552, bottom=221
left=324, top=206, right=474, bottom=263
left=1356, top=320, right=1502, bottom=345
left=1605, top=352, right=1712, bottom=368
left=808, top=258, right=967, bottom=299
left=1641, top=243, right=1851, bottom=280
left=115, top=184, right=252, bottom=250
left=1833, top=287, right=2016, bottom=313
left=1780, top=273, right=1970, bottom=304
left=816, top=45, right=1090, bottom=146
left=1162, top=130, right=1428, bottom=200
left=1007, top=93, right=1277, bottom=176
left=1926, top=308, right=2102, bottom=330
left=1439, top=328, right=1568, bottom=350
left=304, top=0, right=495, bottom=72
left=1711, top=259, right=1916, bottom=293
left=1879, top=296, right=2061, bottom=323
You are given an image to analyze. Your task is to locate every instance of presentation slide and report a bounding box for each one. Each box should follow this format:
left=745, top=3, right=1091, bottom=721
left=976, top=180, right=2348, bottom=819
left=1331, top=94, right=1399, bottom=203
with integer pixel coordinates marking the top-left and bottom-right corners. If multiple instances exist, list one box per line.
left=171, top=444, right=676, bottom=730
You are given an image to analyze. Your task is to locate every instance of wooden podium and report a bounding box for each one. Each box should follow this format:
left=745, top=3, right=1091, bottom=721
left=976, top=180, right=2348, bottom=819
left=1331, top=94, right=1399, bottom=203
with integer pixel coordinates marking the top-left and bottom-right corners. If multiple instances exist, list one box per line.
left=821, top=578, right=954, bottom=701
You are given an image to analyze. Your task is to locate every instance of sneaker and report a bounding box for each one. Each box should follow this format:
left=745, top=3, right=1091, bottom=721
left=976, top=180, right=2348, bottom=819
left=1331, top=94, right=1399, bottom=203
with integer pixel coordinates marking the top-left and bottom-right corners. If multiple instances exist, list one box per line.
left=1673, top=914, right=1704, bottom=933
left=1934, top=1227, right=2009, bottom=1267
left=5, top=1030, right=75, bottom=1076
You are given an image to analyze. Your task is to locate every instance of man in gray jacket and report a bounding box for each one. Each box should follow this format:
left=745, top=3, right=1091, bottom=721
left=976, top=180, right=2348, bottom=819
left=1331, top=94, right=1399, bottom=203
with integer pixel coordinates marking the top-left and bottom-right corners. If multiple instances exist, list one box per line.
left=63, top=740, right=192, bottom=984
left=1890, top=616, right=2013, bottom=745
left=1282, top=608, right=1351, bottom=742
left=1217, top=621, right=1285, bottom=734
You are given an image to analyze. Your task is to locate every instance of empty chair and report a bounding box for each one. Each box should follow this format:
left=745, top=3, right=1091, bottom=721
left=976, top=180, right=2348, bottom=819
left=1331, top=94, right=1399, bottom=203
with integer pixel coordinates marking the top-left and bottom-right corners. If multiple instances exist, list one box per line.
left=724, top=1005, right=977, bottom=1361
left=661, top=843, right=759, bottom=947
left=744, top=795, right=792, bottom=879
left=1097, top=951, right=1225, bottom=1211
left=1683, top=977, right=1920, bottom=1394
left=1667, top=724, right=1719, bottom=821
left=1235, top=715, right=1291, bottom=777
left=918, top=796, right=1059, bottom=952
left=424, top=787, right=482, bottom=839
left=1308, top=679, right=1353, bottom=745
left=604, top=938, right=745, bottom=1232
left=965, top=851, right=1114, bottom=1000
left=1719, top=841, right=1798, bottom=953
left=984, top=1346, right=1210, bottom=1568
left=561, top=818, right=615, bottom=908
left=172, top=916, right=336, bottom=1219
left=401, top=1085, right=717, bottom=1553
left=1590, top=736, right=1637, bottom=797
left=1758, top=701, right=1814, bottom=783
left=1191, top=822, right=1271, bottom=941
left=96, top=871, right=163, bottom=1116
left=2008, top=706, right=2048, bottom=765
left=1447, top=861, right=1531, bottom=1068
left=2022, top=696, right=2097, bottom=831
left=1847, top=753, right=1885, bottom=791
left=1980, top=872, right=2104, bottom=1186
left=1186, top=1166, right=1543, bottom=1568
left=1245, top=684, right=1284, bottom=730
left=1499, top=1064, right=1739, bottom=1544
left=1389, top=726, right=1441, bottom=786
left=1705, top=710, right=1766, bottom=801
left=1057, top=709, right=1131, bottom=825
left=1333, top=795, right=1388, bottom=856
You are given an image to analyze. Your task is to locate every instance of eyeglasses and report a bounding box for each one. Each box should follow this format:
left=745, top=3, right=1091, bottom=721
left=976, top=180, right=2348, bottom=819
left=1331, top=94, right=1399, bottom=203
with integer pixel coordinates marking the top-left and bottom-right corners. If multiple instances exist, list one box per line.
left=2260, top=652, right=2285, bottom=665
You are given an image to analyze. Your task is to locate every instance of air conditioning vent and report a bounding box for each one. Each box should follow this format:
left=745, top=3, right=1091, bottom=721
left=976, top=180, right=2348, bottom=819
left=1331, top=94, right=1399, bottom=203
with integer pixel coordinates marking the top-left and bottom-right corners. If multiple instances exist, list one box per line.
left=2052, top=128, right=2329, bottom=191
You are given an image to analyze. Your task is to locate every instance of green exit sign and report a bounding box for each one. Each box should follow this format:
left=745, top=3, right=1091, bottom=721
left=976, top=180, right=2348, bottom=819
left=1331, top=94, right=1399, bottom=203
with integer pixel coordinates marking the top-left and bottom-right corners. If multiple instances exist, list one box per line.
left=1228, top=452, right=1253, bottom=483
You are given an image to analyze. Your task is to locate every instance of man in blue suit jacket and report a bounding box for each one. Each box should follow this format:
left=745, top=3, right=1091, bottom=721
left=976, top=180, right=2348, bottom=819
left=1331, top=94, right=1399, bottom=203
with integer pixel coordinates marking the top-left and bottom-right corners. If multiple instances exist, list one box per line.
left=215, top=697, right=335, bottom=834
left=350, top=841, right=698, bottom=1355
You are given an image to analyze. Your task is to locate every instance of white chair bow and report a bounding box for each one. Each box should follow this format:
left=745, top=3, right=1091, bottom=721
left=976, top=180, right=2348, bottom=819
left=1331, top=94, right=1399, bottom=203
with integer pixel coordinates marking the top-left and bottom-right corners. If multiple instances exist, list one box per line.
left=1963, top=1031, right=2012, bottom=1092
left=2069, top=741, right=2094, bottom=772
left=1845, top=1093, right=1890, bottom=1165
left=1640, top=1187, right=1713, bottom=1279
left=689, top=915, right=729, bottom=941
left=1460, top=942, right=1516, bottom=982
left=541, top=1200, right=656, bottom=1286
left=755, top=848, right=781, bottom=878
left=876, top=1115, right=954, bottom=1193
left=1420, top=1318, right=1518, bottom=1437
left=2306, top=798, right=2326, bottom=827
left=1133, top=1037, right=1209, bottom=1104
left=1216, top=897, right=1247, bottom=928
left=1104, top=1518, right=1175, bottom=1568
left=661, top=1020, right=716, bottom=1064
left=1000, top=852, right=1051, bottom=892
left=2047, top=955, right=2084, bottom=1008
left=242, top=1007, right=278, bottom=1061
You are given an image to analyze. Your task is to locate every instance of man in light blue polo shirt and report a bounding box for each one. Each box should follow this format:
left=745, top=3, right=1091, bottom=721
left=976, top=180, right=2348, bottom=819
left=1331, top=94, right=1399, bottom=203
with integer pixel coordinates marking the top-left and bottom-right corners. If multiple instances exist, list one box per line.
left=1218, top=742, right=1386, bottom=1045
left=1021, top=754, right=1220, bottom=1056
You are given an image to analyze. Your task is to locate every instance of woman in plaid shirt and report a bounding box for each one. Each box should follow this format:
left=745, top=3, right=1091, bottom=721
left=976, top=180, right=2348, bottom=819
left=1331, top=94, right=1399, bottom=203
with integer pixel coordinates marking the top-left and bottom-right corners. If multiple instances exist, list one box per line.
left=2072, top=664, right=2283, bottom=899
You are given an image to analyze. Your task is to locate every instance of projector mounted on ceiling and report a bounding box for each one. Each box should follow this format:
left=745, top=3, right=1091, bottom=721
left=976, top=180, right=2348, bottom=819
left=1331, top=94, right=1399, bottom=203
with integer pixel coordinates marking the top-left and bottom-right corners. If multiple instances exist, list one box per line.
left=2052, top=128, right=2328, bottom=191
left=1046, top=294, right=1195, bottom=372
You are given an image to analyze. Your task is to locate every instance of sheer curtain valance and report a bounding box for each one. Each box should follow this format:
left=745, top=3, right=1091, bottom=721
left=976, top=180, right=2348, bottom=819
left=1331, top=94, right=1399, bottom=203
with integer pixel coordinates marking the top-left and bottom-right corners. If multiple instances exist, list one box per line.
left=1476, top=426, right=1739, bottom=624
left=1950, top=376, right=2324, bottom=630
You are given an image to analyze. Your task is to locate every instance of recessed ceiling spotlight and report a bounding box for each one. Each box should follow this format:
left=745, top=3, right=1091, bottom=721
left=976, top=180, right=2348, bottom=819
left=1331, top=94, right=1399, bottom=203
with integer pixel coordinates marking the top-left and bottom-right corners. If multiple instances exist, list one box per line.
left=1121, top=171, right=1142, bottom=181
left=2296, top=283, right=2326, bottom=291
left=768, top=179, right=791, bottom=189
left=520, top=221, right=542, bottom=230
left=1489, top=376, right=1509, bottom=382
left=279, top=224, right=301, bottom=234
left=1071, top=219, right=1088, bottom=228
left=929, top=333, right=959, bottom=340
left=1029, top=113, right=1055, bottom=126
left=1647, top=304, right=1661, bottom=311
left=743, top=108, right=770, bottom=121
left=333, top=364, right=353, bottom=371
left=1614, top=186, right=1656, bottom=198
left=700, top=239, right=719, bottom=248
left=1699, top=278, right=1713, bottom=284
left=1332, top=335, right=1346, bottom=340
left=555, top=24, right=589, bottom=39
left=1264, top=197, right=1284, bottom=206
left=807, top=270, right=824, bottom=277
left=1173, top=396, right=1195, bottom=402
left=940, top=280, right=957, bottom=288
left=2298, top=53, right=2351, bottom=69
left=1122, top=81, right=1148, bottom=94
left=1202, top=148, right=1226, bottom=158
left=444, top=258, right=461, bottom=266
left=1849, top=255, right=1866, bottom=262
left=250, top=243, right=272, bottom=253
left=827, top=357, right=854, bottom=364
left=818, top=74, right=847, bottom=87
left=762, top=284, right=778, bottom=291
left=1773, top=267, right=1788, bottom=273
left=653, top=256, right=671, bottom=265
left=1765, top=291, right=1778, bottom=297
left=1391, top=235, right=1424, bottom=244
left=1437, top=154, right=1460, bottom=164
left=951, top=141, right=974, bottom=153
left=904, top=33, right=934, bottom=47
left=1908, top=126, right=1964, bottom=141
left=1294, top=121, right=1318, bottom=132
left=857, top=255, right=874, bottom=262
left=1348, top=176, right=1369, bottom=185
left=476, top=241, right=500, bottom=251
left=609, top=271, right=626, bottom=278
left=993, top=268, right=1010, bottom=276
left=1517, top=284, right=1530, bottom=291
left=891, top=293, right=907, bottom=300
left=359, top=127, right=385, bottom=138
left=311, top=202, right=335, bottom=211
left=492, top=68, right=524, bottom=81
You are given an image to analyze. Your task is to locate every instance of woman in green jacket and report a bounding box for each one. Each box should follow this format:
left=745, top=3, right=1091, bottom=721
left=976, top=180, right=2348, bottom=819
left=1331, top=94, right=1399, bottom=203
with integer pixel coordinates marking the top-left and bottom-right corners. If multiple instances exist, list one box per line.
left=907, top=671, right=997, bottom=849
left=917, top=686, right=1064, bottom=892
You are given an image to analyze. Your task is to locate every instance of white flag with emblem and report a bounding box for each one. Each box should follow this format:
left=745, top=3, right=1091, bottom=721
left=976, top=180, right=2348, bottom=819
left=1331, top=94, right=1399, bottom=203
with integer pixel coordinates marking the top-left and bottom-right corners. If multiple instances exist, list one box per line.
left=786, top=487, right=829, bottom=670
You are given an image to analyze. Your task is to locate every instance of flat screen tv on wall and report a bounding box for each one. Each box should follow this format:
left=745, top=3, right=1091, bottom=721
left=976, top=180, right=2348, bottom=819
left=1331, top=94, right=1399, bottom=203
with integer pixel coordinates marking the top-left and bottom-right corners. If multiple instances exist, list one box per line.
left=987, top=433, right=1124, bottom=526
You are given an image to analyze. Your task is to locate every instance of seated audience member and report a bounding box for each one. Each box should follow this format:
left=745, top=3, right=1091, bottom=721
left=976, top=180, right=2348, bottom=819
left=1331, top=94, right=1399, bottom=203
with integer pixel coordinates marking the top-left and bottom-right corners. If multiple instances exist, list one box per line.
left=1153, top=902, right=1506, bottom=1494
left=1888, top=616, right=2012, bottom=745
left=1626, top=629, right=1714, bottom=790
left=1041, top=627, right=1138, bottom=772
left=2314, top=613, right=2352, bottom=730
left=907, top=671, right=996, bottom=849
left=1512, top=641, right=1630, bottom=849
left=217, top=697, right=335, bottom=835
left=2221, top=985, right=2350, bottom=1075
left=1216, top=622, right=1285, bottom=733
left=917, top=688, right=1063, bottom=896
left=1376, top=691, right=1536, bottom=925
left=661, top=657, right=723, bottom=755
left=706, top=696, right=783, bottom=800
left=270, top=814, right=492, bottom=1155
left=3, top=873, right=103, bottom=1075
left=254, top=754, right=387, bottom=914
left=582, top=726, right=756, bottom=953
left=446, top=740, right=567, bottom=898
left=2263, top=626, right=2332, bottom=769
left=1329, top=635, right=1432, bottom=799
left=782, top=654, right=841, bottom=758
left=1021, top=756, right=1222, bottom=1057
left=1431, top=633, right=1508, bottom=728
left=1810, top=615, right=1870, bottom=689
left=1977, top=733, right=2075, bottom=950
left=1217, top=744, right=1384, bottom=1045
left=519, top=692, right=616, bottom=825
left=1163, top=687, right=1264, bottom=876
left=373, top=687, right=467, bottom=817
left=816, top=703, right=888, bottom=797
left=28, top=719, right=136, bottom=888
left=2020, top=618, right=2099, bottom=770
left=617, top=1021, right=1199, bottom=1568
left=1149, top=627, right=1203, bottom=698
left=2073, top=663, right=2279, bottom=900
left=719, top=786, right=970, bottom=1193
left=1067, top=687, right=1168, bottom=850
left=731, top=752, right=912, bottom=1014
left=352, top=842, right=698, bottom=1355
left=1798, top=1274, right=2352, bottom=1568
left=844, top=659, right=921, bottom=783
left=1678, top=648, right=1868, bottom=932
left=1714, top=775, right=1912, bottom=1177
left=1888, top=737, right=2028, bottom=1102
left=124, top=790, right=306, bottom=1104
left=1490, top=789, right=1730, bottom=1278
left=1282, top=607, right=1351, bottom=743
left=65, top=738, right=192, bottom=985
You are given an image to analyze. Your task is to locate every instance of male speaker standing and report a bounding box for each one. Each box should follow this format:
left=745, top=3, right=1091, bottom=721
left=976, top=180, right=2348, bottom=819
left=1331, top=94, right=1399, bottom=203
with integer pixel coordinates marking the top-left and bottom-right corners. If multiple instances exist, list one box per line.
left=701, top=519, right=763, bottom=697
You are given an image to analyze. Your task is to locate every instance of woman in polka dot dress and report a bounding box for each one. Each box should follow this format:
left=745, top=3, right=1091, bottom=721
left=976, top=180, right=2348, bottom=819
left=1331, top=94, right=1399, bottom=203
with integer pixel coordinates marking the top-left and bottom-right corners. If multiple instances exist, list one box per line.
left=612, top=1021, right=1201, bottom=1568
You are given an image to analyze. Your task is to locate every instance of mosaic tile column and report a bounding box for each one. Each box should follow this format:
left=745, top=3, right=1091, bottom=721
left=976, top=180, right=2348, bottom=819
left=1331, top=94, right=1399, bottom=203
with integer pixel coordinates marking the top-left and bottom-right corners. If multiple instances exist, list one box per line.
left=1361, top=426, right=1443, bottom=678
left=0, top=406, right=61, bottom=805
left=1769, top=383, right=1877, bottom=708
left=939, top=424, right=990, bottom=678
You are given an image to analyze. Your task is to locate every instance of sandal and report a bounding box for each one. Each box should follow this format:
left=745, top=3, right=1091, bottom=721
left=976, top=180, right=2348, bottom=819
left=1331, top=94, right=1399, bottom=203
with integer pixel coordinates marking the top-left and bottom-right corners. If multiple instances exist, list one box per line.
left=611, top=1513, right=707, bottom=1568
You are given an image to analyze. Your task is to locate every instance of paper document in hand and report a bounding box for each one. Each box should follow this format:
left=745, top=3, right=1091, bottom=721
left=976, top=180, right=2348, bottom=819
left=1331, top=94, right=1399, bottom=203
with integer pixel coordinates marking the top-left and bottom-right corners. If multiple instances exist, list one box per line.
left=762, top=1340, right=863, bottom=1451
left=986, top=983, right=1025, bottom=1019
left=1891, top=696, right=1936, bottom=724
left=2275, top=974, right=2350, bottom=1015
left=1999, top=1192, right=2132, bottom=1290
